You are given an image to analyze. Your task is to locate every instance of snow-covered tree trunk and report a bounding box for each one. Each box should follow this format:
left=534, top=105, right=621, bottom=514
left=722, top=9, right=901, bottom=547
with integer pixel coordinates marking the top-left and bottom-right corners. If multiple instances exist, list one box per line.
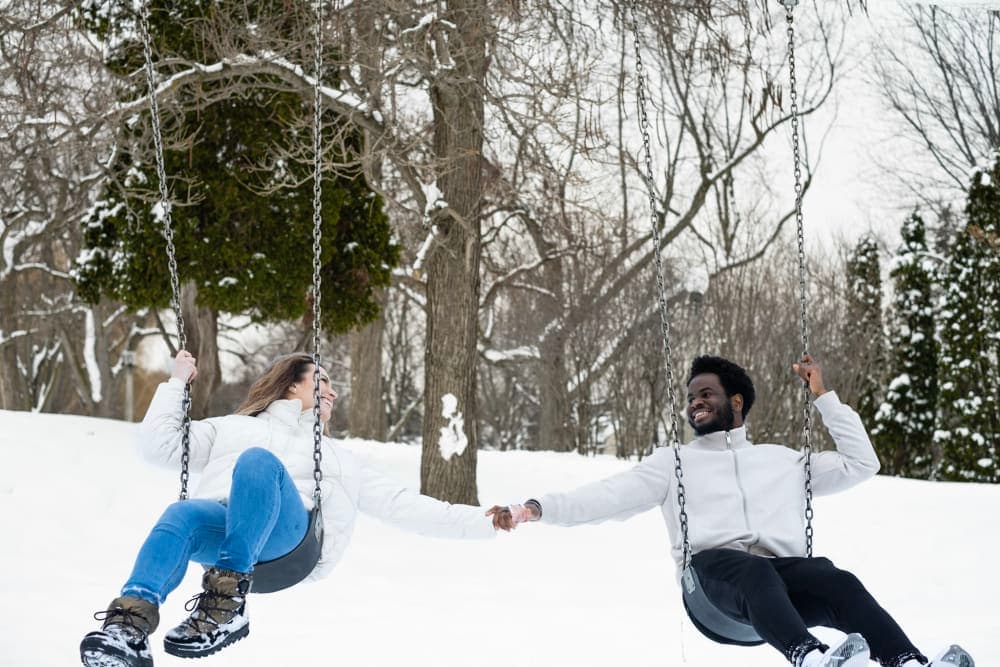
left=419, top=0, right=488, bottom=504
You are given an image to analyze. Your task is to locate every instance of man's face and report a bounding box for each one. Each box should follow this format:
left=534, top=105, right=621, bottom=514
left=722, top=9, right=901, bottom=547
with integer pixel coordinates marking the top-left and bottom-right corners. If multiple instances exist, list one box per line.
left=686, top=373, right=742, bottom=435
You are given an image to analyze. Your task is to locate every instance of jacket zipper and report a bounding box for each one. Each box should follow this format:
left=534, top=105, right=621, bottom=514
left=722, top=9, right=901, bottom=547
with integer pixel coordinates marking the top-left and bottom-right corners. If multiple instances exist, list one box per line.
left=727, top=431, right=753, bottom=542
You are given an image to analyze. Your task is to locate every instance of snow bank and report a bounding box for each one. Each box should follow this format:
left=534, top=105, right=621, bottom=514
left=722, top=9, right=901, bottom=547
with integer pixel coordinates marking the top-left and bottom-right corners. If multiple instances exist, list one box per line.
left=0, top=409, right=995, bottom=666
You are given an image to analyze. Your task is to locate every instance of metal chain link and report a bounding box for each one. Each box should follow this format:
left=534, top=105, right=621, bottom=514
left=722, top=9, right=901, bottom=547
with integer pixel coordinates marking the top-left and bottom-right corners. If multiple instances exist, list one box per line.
left=310, top=0, right=327, bottom=504
left=627, top=0, right=691, bottom=568
left=784, top=1, right=815, bottom=557
left=137, top=0, right=193, bottom=500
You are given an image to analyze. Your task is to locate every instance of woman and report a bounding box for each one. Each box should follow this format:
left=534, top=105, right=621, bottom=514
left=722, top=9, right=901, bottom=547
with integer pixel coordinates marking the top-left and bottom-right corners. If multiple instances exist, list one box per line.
left=80, top=350, right=496, bottom=667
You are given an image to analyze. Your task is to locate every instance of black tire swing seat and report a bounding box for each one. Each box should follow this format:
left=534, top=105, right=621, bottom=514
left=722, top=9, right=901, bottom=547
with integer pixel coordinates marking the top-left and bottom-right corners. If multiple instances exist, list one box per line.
left=681, top=565, right=764, bottom=646
left=203, top=502, right=325, bottom=594
left=626, top=0, right=813, bottom=647
left=136, top=0, right=331, bottom=595
left=251, top=504, right=325, bottom=594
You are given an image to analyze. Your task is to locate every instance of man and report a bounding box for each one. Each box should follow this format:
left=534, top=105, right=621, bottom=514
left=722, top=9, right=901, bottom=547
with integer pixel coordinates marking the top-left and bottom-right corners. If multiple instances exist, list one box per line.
left=489, top=354, right=973, bottom=667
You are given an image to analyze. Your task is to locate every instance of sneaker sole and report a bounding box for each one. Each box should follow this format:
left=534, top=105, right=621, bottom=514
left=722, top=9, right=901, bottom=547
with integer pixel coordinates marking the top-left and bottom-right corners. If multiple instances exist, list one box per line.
left=837, top=653, right=872, bottom=667
left=162, top=624, right=249, bottom=659
left=829, top=645, right=871, bottom=667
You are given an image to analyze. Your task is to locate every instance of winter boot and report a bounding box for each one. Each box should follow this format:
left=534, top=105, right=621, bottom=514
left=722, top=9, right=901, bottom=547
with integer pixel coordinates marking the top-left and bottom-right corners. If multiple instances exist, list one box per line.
left=801, top=633, right=871, bottom=667
left=928, top=645, right=975, bottom=667
left=80, top=595, right=159, bottom=667
left=162, top=567, right=251, bottom=658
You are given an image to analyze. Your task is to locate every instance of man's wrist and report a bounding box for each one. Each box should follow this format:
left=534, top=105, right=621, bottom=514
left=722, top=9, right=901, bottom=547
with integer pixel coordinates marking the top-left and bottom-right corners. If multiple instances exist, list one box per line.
left=524, top=498, right=542, bottom=520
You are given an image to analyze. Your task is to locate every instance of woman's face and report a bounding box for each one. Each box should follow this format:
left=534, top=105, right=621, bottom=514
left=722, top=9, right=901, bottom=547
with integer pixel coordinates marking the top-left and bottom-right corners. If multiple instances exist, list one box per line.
left=287, top=364, right=337, bottom=422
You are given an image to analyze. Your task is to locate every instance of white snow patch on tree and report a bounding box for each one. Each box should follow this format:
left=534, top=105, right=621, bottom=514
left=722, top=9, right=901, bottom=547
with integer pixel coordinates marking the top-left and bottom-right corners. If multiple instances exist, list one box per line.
left=888, top=374, right=912, bottom=390
left=422, top=181, right=446, bottom=218
left=83, top=309, right=102, bottom=403
left=483, top=346, right=540, bottom=363
left=151, top=201, right=172, bottom=225
left=438, top=393, right=468, bottom=461
left=683, top=263, right=710, bottom=295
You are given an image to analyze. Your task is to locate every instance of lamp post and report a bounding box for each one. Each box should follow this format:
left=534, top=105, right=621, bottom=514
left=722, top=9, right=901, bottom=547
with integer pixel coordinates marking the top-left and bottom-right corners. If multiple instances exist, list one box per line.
left=123, top=349, right=135, bottom=422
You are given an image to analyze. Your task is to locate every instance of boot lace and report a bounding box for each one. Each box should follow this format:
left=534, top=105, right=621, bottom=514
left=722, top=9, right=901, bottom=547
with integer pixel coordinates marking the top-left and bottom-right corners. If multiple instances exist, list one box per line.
left=93, top=606, right=147, bottom=639
left=177, top=590, right=241, bottom=635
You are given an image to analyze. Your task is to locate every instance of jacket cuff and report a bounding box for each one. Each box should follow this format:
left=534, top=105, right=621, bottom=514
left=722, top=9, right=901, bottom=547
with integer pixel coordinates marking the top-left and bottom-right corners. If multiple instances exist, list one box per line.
left=812, top=390, right=840, bottom=413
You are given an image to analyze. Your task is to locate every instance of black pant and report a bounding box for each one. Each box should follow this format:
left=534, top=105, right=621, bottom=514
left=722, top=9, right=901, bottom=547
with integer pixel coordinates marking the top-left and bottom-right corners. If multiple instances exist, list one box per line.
left=690, top=549, right=926, bottom=666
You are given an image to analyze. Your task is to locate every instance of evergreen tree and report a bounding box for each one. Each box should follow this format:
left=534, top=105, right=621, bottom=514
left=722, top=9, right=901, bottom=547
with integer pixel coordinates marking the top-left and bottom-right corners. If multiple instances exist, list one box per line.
left=936, top=153, right=1000, bottom=483
left=843, top=236, right=886, bottom=428
left=872, top=213, right=938, bottom=477
left=73, top=0, right=398, bottom=336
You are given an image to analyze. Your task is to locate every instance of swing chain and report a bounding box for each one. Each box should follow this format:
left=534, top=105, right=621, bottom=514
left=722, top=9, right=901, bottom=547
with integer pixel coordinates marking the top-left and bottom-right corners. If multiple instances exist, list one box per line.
left=137, top=0, right=193, bottom=500
left=310, top=0, right=327, bottom=505
left=784, top=4, right=815, bottom=557
left=627, top=0, right=691, bottom=567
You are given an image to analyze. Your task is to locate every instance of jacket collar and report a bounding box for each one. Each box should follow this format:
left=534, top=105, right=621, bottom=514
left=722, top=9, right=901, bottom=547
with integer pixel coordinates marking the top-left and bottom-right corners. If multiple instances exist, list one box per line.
left=262, top=399, right=314, bottom=431
left=688, top=426, right=750, bottom=451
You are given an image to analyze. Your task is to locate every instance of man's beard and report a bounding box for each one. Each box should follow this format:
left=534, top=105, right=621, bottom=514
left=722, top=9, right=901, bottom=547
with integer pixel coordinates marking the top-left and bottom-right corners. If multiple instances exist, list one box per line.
left=690, top=401, right=737, bottom=436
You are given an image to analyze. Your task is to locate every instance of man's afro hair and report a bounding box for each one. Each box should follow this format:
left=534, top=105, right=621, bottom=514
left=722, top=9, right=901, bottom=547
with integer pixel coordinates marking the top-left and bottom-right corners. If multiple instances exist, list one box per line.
left=687, top=355, right=756, bottom=419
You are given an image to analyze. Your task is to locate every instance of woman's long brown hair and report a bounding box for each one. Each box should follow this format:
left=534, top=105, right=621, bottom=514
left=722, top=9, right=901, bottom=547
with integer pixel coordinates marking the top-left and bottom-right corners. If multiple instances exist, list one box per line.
left=235, top=353, right=316, bottom=417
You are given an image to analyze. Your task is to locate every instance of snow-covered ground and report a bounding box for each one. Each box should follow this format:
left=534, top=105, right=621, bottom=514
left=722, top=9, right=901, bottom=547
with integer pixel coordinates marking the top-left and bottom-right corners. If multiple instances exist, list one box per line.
left=0, top=409, right=996, bottom=666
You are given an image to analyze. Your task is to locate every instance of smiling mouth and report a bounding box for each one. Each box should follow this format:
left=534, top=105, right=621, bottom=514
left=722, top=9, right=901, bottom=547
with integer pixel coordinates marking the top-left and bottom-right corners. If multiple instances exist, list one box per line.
left=691, top=409, right=711, bottom=423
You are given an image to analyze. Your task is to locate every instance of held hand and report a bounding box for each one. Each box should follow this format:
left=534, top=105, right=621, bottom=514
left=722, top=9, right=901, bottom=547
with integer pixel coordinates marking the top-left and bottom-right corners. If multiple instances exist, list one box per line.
left=486, top=502, right=540, bottom=532
left=792, top=353, right=826, bottom=397
left=171, top=349, right=198, bottom=383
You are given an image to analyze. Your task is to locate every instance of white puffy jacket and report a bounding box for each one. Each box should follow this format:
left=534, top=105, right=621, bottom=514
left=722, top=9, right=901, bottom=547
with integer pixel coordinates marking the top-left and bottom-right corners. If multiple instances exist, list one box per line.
left=537, top=391, right=880, bottom=576
left=138, top=378, right=495, bottom=580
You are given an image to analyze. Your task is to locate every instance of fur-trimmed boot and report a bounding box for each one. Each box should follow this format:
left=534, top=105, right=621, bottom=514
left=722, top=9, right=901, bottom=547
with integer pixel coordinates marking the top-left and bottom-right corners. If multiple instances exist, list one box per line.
left=80, top=595, right=159, bottom=667
left=162, top=567, right=251, bottom=658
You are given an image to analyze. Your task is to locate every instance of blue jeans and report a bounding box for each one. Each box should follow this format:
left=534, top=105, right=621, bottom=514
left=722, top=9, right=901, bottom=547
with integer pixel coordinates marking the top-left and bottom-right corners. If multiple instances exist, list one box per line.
left=121, top=448, right=309, bottom=605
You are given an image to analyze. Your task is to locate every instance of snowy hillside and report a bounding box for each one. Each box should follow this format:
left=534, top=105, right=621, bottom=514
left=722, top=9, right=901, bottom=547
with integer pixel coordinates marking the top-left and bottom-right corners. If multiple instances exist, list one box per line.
left=0, top=409, right=996, bottom=666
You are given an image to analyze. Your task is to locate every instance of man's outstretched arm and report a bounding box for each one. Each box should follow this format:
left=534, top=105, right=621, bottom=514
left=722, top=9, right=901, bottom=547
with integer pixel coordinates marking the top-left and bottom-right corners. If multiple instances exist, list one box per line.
left=486, top=450, right=674, bottom=531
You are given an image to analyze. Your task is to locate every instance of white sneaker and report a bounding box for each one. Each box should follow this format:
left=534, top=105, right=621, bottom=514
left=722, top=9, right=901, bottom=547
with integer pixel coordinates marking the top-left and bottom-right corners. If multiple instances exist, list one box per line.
left=802, top=633, right=871, bottom=667
left=929, top=645, right=975, bottom=667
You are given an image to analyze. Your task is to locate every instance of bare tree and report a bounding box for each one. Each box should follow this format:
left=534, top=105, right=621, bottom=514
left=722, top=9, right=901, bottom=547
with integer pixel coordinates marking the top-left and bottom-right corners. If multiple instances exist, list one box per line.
left=873, top=7, right=1000, bottom=201
left=0, top=2, right=154, bottom=416
left=475, top=0, right=843, bottom=451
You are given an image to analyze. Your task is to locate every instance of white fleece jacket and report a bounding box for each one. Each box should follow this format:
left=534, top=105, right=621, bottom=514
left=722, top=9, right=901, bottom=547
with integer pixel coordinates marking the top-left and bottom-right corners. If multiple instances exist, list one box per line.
left=138, top=378, right=495, bottom=580
left=537, top=391, right=880, bottom=575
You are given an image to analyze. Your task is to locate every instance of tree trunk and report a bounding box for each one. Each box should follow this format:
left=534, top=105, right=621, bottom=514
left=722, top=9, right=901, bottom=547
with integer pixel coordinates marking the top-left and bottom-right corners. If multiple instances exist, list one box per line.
left=180, top=282, right=221, bottom=419
left=537, top=328, right=574, bottom=452
left=534, top=250, right=574, bottom=452
left=349, top=11, right=388, bottom=442
left=349, top=288, right=387, bottom=440
left=0, top=283, right=29, bottom=410
left=420, top=0, right=487, bottom=505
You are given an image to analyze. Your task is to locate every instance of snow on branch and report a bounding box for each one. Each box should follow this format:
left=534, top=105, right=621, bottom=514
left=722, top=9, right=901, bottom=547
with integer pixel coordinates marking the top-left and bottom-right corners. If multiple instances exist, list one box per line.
left=110, top=54, right=383, bottom=128
left=481, top=345, right=541, bottom=364
left=12, top=262, right=72, bottom=281
left=0, top=329, right=35, bottom=349
left=411, top=225, right=439, bottom=277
